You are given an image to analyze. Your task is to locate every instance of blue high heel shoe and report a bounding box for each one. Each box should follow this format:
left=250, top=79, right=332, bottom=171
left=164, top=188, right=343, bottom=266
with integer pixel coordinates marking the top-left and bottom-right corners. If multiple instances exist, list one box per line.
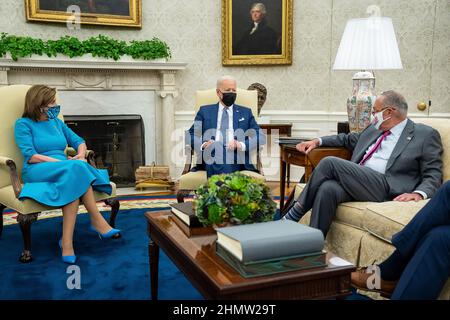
left=59, top=239, right=77, bottom=264
left=89, top=225, right=121, bottom=239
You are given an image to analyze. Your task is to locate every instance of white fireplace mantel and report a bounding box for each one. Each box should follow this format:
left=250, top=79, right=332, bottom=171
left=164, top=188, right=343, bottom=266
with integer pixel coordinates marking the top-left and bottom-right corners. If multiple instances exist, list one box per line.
left=0, top=55, right=187, bottom=175
left=0, top=54, right=187, bottom=71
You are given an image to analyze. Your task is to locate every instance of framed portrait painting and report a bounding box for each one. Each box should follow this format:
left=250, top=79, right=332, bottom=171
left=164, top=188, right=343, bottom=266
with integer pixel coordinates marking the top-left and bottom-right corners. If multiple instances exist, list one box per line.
left=222, top=0, right=293, bottom=66
left=25, top=0, right=142, bottom=28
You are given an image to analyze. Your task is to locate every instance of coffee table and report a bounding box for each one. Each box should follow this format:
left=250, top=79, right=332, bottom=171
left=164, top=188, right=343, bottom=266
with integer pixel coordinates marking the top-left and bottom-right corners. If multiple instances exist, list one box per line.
left=145, top=210, right=356, bottom=300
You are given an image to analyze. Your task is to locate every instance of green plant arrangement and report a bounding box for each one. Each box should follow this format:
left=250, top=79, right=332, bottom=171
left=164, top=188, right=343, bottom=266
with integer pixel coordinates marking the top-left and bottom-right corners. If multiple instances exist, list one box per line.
left=194, top=172, right=277, bottom=227
left=0, top=33, right=171, bottom=61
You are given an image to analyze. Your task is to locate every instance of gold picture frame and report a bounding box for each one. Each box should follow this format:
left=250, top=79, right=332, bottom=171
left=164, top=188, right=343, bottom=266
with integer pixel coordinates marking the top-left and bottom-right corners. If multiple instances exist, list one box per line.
left=222, top=0, right=293, bottom=66
left=25, top=0, right=142, bottom=28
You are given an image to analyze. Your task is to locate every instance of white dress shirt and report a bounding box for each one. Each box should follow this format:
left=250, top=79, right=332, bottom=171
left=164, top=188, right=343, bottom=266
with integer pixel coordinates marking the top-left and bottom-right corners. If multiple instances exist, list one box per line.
left=201, top=102, right=246, bottom=151
left=362, top=119, right=407, bottom=175
left=318, top=119, right=427, bottom=199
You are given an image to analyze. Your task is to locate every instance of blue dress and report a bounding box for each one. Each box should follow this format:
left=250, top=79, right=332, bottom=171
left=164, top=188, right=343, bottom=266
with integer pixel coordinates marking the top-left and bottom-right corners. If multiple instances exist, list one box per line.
left=14, top=117, right=112, bottom=207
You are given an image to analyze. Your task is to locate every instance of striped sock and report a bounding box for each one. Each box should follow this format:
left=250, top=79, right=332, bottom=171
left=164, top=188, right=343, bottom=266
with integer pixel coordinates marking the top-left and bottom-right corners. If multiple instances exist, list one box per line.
left=284, top=201, right=305, bottom=222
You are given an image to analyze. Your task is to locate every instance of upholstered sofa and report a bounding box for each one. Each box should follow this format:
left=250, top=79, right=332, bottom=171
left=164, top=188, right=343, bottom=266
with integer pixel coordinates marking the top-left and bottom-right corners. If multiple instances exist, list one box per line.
left=294, top=118, right=450, bottom=299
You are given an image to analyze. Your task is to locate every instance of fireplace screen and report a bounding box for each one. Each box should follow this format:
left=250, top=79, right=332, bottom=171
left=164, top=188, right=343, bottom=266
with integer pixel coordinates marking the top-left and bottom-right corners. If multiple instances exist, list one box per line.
left=65, top=115, right=145, bottom=187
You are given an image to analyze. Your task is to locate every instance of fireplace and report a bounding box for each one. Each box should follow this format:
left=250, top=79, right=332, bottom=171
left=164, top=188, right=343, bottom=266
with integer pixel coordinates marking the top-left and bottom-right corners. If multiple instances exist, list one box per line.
left=65, top=115, right=145, bottom=187
left=0, top=54, right=187, bottom=180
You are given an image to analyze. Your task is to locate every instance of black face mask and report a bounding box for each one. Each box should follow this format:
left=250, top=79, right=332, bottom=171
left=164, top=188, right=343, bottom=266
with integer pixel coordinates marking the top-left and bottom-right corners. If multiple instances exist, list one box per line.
left=221, top=92, right=237, bottom=107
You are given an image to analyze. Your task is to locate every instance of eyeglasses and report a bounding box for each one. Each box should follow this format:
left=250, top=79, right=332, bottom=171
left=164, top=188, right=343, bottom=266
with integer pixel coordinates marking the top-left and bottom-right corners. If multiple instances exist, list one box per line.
left=371, top=106, right=393, bottom=115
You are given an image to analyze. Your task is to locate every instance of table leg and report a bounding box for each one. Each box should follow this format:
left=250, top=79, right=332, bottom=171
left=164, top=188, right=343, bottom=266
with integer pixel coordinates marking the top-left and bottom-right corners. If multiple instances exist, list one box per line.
left=287, top=164, right=291, bottom=187
left=149, top=236, right=160, bottom=300
left=280, top=157, right=287, bottom=211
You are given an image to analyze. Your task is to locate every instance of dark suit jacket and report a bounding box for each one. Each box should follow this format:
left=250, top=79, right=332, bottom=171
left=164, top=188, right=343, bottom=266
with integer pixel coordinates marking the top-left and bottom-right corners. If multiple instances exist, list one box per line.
left=320, top=119, right=443, bottom=198
left=234, top=20, right=280, bottom=55
left=187, top=103, right=266, bottom=172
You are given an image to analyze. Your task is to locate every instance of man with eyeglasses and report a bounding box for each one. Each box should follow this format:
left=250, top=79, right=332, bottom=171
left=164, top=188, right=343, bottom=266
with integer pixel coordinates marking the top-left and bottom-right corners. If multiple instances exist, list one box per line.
left=188, top=75, right=265, bottom=177
left=283, top=90, right=443, bottom=237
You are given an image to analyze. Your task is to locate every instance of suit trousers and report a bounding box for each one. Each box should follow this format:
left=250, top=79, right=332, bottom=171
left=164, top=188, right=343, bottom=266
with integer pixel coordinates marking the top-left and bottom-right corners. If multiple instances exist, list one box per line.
left=389, top=181, right=450, bottom=299
left=297, top=156, right=390, bottom=236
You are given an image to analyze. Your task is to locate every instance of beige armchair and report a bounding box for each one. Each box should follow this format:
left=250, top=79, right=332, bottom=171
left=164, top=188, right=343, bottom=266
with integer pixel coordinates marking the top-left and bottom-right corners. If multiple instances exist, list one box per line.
left=0, top=85, right=120, bottom=263
left=177, top=88, right=265, bottom=202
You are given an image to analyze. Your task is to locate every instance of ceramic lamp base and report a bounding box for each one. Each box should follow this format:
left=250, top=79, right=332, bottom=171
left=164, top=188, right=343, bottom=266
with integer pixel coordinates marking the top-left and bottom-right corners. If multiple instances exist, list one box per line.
left=347, top=71, right=376, bottom=132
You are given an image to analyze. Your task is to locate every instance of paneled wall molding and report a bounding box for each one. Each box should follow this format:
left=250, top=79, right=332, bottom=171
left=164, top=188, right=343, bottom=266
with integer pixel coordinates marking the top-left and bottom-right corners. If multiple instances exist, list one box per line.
left=0, top=68, right=9, bottom=85
left=65, top=72, right=113, bottom=89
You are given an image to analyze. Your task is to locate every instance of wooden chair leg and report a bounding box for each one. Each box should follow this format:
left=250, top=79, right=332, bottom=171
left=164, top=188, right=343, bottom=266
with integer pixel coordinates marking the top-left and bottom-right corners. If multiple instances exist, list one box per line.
left=287, top=164, right=291, bottom=187
left=104, top=198, right=121, bottom=239
left=281, top=188, right=296, bottom=216
left=17, top=213, right=38, bottom=263
left=176, top=190, right=191, bottom=203
left=281, top=174, right=307, bottom=216
left=0, top=204, right=5, bottom=238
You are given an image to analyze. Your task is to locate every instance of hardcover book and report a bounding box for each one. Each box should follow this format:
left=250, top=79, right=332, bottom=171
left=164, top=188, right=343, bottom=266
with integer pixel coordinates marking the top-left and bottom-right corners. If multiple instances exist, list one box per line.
left=170, top=214, right=215, bottom=238
left=216, top=243, right=327, bottom=278
left=170, top=202, right=202, bottom=227
left=216, top=220, right=324, bottom=263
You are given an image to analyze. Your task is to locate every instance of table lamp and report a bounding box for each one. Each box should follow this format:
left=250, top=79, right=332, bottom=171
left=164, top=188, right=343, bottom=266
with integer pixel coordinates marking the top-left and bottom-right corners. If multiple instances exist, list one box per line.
left=333, top=16, right=403, bottom=132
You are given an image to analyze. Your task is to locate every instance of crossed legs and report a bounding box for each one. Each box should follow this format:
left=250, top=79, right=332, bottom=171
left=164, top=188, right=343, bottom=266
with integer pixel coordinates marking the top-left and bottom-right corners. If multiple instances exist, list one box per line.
left=61, top=198, right=79, bottom=257
left=60, top=186, right=115, bottom=256
left=81, top=186, right=115, bottom=235
left=285, top=156, right=390, bottom=236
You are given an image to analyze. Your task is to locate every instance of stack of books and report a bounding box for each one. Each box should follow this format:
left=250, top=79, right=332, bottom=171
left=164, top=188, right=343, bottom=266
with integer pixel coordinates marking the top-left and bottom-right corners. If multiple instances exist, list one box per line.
left=215, top=220, right=326, bottom=278
left=170, top=202, right=215, bottom=237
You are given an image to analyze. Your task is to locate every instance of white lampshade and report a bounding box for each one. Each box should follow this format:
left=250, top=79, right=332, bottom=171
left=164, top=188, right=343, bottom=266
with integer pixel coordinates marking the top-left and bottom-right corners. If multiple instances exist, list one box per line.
left=333, top=17, right=403, bottom=70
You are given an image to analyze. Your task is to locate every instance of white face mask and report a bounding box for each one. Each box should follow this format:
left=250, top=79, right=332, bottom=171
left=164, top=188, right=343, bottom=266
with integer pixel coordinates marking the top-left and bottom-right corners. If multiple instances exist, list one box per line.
left=371, top=109, right=391, bottom=130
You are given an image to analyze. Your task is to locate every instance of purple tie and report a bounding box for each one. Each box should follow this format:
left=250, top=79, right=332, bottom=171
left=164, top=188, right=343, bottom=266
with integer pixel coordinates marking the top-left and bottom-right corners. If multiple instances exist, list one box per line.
left=359, top=130, right=391, bottom=166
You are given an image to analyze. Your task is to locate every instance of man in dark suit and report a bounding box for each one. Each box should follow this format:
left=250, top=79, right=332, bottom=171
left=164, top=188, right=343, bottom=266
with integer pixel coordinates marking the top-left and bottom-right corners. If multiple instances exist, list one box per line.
left=351, top=180, right=450, bottom=299
left=283, top=90, right=443, bottom=236
left=188, top=76, right=265, bottom=177
left=234, top=3, right=281, bottom=55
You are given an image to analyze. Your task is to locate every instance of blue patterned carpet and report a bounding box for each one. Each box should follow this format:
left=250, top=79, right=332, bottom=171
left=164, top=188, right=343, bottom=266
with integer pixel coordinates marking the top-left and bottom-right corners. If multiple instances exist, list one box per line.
left=0, top=207, right=203, bottom=300
left=0, top=198, right=368, bottom=300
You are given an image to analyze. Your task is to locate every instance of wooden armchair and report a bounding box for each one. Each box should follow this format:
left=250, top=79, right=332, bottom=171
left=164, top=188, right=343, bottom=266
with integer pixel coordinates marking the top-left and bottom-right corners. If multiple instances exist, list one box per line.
left=176, top=88, right=265, bottom=203
left=0, top=85, right=120, bottom=263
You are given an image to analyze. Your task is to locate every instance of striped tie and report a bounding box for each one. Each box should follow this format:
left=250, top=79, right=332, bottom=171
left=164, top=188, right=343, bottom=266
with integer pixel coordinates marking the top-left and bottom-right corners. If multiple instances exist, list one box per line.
left=220, top=107, right=229, bottom=145
left=359, top=130, right=391, bottom=166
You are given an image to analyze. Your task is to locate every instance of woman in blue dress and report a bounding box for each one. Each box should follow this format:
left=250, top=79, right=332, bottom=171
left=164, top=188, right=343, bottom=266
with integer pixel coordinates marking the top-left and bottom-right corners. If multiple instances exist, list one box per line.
left=14, top=85, right=121, bottom=264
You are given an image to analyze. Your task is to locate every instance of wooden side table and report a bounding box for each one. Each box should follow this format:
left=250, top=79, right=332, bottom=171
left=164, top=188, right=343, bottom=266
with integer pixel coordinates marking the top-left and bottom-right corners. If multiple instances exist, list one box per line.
left=259, top=123, right=293, bottom=183
left=259, top=123, right=293, bottom=136
left=279, top=146, right=351, bottom=211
